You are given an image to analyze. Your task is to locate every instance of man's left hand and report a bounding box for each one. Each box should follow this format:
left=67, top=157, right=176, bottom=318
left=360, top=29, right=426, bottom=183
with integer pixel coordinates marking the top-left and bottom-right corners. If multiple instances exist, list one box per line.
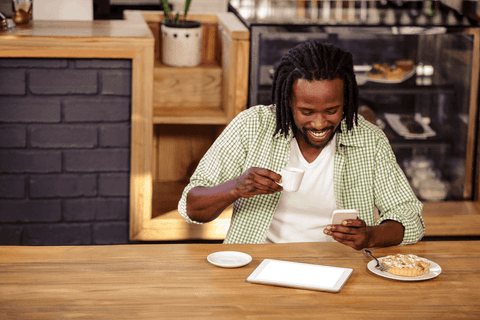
left=323, top=219, right=404, bottom=250
left=323, top=219, right=372, bottom=250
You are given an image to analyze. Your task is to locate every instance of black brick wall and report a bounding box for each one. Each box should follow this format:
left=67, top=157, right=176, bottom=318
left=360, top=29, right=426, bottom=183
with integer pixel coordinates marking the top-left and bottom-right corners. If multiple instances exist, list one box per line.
left=0, top=58, right=132, bottom=245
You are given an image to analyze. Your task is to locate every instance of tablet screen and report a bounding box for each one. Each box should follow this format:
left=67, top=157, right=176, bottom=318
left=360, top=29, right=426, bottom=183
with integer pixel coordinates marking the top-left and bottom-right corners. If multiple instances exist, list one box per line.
left=247, top=259, right=353, bottom=293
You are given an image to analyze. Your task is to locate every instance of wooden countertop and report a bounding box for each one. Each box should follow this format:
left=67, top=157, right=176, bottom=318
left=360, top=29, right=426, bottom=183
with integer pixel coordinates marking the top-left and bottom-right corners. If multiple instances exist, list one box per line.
left=0, top=11, right=154, bottom=58
left=0, top=13, right=152, bottom=39
left=1, top=241, right=479, bottom=319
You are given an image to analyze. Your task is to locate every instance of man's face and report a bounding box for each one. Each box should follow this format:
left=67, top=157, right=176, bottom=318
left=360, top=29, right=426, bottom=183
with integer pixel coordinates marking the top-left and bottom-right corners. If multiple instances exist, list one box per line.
left=291, top=78, right=345, bottom=152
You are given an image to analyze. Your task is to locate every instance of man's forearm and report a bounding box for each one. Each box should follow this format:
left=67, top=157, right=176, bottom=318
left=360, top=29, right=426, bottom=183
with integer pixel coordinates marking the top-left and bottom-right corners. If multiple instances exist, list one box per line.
left=368, top=220, right=405, bottom=248
left=186, top=180, right=240, bottom=223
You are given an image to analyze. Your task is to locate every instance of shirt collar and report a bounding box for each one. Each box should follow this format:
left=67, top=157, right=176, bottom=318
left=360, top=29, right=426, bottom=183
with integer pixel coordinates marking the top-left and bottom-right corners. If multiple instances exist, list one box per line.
left=336, top=117, right=365, bottom=148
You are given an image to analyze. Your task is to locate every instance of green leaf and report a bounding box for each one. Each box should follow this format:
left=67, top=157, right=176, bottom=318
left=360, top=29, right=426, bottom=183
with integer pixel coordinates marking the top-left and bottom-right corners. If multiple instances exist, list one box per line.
left=184, top=0, right=192, bottom=20
left=174, top=12, right=180, bottom=23
left=161, top=0, right=170, bottom=22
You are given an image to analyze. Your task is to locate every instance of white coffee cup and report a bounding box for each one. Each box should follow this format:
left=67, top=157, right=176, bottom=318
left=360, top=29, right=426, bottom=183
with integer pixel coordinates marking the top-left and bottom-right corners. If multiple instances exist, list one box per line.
left=279, top=167, right=305, bottom=192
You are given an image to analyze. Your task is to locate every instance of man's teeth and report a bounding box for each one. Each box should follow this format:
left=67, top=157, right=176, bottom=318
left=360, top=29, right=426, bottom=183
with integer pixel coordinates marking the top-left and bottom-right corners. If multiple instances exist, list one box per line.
left=310, top=131, right=327, bottom=139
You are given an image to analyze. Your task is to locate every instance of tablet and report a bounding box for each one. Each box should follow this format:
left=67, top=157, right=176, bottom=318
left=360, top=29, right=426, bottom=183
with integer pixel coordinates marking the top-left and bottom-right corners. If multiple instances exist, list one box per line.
left=246, top=259, right=353, bottom=293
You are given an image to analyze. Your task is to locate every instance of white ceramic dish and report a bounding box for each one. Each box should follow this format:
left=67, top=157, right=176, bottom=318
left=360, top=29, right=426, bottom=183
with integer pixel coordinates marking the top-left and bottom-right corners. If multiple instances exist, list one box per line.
left=384, top=113, right=436, bottom=139
left=207, top=251, right=252, bottom=268
left=367, top=257, right=442, bottom=281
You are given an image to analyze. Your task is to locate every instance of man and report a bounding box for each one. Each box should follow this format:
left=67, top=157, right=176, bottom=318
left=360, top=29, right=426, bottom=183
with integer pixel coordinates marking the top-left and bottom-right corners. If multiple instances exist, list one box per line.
left=178, top=40, right=425, bottom=249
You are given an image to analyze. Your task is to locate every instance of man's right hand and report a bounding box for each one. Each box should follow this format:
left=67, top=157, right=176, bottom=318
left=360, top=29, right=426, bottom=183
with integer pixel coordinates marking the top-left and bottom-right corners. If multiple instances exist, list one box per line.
left=231, top=167, right=283, bottom=199
left=186, top=167, right=282, bottom=223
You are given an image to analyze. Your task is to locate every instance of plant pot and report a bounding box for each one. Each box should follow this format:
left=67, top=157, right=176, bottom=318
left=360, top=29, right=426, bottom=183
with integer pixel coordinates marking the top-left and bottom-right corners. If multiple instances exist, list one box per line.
left=161, top=20, right=203, bottom=67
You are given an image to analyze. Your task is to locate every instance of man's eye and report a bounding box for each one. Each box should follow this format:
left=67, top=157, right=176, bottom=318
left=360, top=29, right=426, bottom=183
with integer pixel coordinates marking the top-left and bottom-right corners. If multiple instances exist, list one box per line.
left=326, top=108, right=340, bottom=115
left=301, top=111, right=313, bottom=116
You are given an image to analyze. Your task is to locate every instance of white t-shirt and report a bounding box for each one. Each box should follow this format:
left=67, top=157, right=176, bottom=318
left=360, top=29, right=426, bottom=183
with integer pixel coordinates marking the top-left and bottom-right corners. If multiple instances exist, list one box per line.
left=265, top=135, right=337, bottom=243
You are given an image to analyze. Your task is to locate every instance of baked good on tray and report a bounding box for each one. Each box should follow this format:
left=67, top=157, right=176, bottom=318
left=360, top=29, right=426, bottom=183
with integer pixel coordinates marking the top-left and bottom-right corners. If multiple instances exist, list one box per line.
left=367, top=60, right=414, bottom=81
left=395, top=59, right=414, bottom=72
left=382, top=254, right=430, bottom=277
left=368, top=63, right=389, bottom=79
left=399, top=114, right=424, bottom=134
left=367, top=68, right=384, bottom=79
left=386, top=68, right=405, bottom=80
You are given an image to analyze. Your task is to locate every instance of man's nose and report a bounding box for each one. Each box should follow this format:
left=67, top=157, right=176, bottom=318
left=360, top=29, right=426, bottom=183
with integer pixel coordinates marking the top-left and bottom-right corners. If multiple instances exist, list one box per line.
left=311, top=115, right=326, bottom=129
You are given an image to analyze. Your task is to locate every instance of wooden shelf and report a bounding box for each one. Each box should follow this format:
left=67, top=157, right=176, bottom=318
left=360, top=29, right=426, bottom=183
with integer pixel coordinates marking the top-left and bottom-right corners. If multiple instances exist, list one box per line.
left=129, top=11, right=250, bottom=241
left=153, top=60, right=228, bottom=124
left=147, top=12, right=250, bottom=125
left=153, top=107, right=230, bottom=124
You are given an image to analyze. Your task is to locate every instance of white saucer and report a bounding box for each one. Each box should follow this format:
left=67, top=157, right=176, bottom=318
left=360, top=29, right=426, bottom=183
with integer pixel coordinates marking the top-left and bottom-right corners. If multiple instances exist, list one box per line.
left=207, top=251, right=252, bottom=268
left=367, top=257, right=442, bottom=281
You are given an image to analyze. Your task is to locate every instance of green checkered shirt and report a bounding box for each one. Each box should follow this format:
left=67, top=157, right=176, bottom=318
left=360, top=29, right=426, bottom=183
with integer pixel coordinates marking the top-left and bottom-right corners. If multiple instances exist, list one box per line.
left=178, top=105, right=425, bottom=244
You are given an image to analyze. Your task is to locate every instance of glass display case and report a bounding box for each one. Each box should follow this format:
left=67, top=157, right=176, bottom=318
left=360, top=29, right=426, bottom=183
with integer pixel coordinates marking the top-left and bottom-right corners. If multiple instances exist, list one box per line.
left=229, top=0, right=480, bottom=202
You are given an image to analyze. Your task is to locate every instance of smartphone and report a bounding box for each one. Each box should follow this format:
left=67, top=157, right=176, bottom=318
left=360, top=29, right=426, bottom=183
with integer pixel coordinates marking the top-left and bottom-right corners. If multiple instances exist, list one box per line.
left=331, top=209, right=358, bottom=225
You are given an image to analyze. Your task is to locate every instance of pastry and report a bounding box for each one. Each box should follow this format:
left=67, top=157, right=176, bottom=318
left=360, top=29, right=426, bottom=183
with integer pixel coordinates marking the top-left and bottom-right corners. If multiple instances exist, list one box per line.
left=382, top=254, right=430, bottom=277
left=373, top=63, right=390, bottom=73
left=400, top=115, right=424, bottom=134
left=395, top=59, right=414, bottom=72
left=386, top=68, right=405, bottom=80
left=368, top=68, right=384, bottom=79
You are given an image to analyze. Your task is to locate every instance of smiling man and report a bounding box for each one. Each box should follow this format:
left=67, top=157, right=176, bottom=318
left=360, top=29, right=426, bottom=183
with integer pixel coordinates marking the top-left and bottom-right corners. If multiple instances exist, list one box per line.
left=178, top=40, right=425, bottom=250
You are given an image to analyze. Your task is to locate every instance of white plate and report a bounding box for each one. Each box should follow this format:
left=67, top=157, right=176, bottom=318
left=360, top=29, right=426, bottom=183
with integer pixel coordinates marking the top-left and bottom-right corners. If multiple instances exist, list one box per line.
left=367, top=257, right=442, bottom=281
left=207, top=251, right=252, bottom=268
left=384, top=113, right=436, bottom=140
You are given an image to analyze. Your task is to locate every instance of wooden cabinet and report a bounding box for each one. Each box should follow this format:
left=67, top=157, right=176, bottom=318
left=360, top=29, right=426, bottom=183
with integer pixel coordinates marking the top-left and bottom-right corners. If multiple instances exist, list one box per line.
left=129, top=12, right=250, bottom=241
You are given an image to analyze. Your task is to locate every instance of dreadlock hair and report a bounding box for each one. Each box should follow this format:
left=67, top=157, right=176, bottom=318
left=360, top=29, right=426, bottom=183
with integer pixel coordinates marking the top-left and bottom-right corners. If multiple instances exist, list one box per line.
left=271, top=40, right=358, bottom=138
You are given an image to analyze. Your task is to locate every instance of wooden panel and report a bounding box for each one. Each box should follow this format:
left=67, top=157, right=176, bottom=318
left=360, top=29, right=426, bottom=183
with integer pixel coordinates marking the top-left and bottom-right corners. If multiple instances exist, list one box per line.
left=422, top=201, right=480, bottom=237
left=464, top=28, right=480, bottom=199
left=150, top=202, right=232, bottom=240
left=153, top=61, right=223, bottom=110
left=147, top=21, right=161, bottom=61
left=153, top=107, right=229, bottom=124
left=217, top=12, right=250, bottom=40
left=220, top=26, right=250, bottom=121
left=220, top=26, right=232, bottom=118
left=131, top=12, right=250, bottom=241
left=232, top=39, right=250, bottom=118
left=129, top=41, right=154, bottom=241
left=152, top=181, right=190, bottom=218
left=152, top=124, right=215, bottom=182
left=202, top=23, right=219, bottom=66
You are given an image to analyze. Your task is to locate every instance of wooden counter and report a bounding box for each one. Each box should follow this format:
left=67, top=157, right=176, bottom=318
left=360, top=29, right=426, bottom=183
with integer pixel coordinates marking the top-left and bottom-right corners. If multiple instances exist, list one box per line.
left=0, top=12, right=154, bottom=238
left=1, top=241, right=479, bottom=319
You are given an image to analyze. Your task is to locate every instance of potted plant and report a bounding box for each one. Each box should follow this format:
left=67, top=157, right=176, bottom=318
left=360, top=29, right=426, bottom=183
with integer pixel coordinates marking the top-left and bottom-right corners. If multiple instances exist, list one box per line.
left=160, top=0, right=203, bottom=67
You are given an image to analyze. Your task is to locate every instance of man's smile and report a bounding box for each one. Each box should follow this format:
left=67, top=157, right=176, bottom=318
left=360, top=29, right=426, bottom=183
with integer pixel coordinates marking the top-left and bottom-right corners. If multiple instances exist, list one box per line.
left=308, top=129, right=329, bottom=140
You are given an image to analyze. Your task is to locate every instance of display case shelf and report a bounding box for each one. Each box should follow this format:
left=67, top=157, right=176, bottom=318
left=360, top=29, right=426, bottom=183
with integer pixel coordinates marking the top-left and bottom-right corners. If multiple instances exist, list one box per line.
left=358, top=82, right=456, bottom=95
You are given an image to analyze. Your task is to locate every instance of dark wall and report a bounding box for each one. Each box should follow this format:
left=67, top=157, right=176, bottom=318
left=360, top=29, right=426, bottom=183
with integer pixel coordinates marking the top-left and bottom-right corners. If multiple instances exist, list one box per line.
left=0, top=58, right=132, bottom=245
